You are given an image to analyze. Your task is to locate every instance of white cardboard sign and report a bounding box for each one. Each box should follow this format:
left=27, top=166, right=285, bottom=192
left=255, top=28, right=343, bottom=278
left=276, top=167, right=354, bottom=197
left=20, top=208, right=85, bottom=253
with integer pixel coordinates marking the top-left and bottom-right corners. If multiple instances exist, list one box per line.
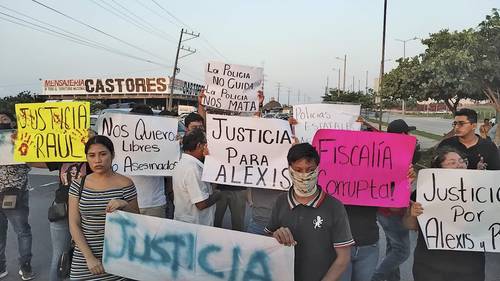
left=96, top=113, right=180, bottom=176
left=202, top=114, right=293, bottom=190
left=293, top=103, right=361, bottom=143
left=417, top=169, right=500, bottom=252
left=0, top=130, right=20, bottom=165
left=203, top=62, right=263, bottom=113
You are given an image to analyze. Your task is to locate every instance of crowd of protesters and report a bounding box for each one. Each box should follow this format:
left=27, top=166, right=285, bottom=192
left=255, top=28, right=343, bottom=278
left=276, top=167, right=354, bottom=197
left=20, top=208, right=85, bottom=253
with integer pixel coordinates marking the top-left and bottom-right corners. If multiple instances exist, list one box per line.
left=1, top=96, right=499, bottom=281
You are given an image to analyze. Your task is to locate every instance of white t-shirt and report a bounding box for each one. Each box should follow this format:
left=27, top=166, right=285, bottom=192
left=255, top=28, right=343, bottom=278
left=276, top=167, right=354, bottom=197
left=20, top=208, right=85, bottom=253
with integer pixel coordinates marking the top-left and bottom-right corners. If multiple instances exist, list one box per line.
left=173, top=153, right=215, bottom=226
left=129, top=176, right=166, bottom=209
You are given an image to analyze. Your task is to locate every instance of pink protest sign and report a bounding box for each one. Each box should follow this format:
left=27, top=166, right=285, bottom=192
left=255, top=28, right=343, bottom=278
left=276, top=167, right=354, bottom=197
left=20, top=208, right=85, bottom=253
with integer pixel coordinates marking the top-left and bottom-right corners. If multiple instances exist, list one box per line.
left=312, top=129, right=416, bottom=207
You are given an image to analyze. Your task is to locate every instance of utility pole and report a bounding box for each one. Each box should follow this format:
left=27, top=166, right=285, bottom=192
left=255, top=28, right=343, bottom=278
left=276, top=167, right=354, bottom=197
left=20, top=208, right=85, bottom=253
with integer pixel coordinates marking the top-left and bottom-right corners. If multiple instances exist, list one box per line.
left=378, top=0, right=388, bottom=130
left=276, top=82, right=282, bottom=103
left=168, top=28, right=199, bottom=110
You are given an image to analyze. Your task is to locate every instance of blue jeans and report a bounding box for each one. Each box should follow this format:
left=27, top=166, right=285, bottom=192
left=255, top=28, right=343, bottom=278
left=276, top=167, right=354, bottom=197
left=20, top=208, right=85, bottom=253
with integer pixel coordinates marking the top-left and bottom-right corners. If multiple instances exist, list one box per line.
left=372, top=214, right=410, bottom=281
left=340, top=243, right=380, bottom=281
left=0, top=190, right=32, bottom=270
left=246, top=218, right=267, bottom=236
left=49, top=219, right=71, bottom=281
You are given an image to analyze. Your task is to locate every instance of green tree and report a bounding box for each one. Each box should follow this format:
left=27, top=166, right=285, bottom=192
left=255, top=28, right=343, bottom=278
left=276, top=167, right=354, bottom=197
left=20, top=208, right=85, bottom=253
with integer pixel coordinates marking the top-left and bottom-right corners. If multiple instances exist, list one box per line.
left=475, top=9, right=500, bottom=144
left=0, top=91, right=45, bottom=113
left=323, top=89, right=375, bottom=109
left=419, top=29, right=484, bottom=113
left=381, top=57, right=423, bottom=108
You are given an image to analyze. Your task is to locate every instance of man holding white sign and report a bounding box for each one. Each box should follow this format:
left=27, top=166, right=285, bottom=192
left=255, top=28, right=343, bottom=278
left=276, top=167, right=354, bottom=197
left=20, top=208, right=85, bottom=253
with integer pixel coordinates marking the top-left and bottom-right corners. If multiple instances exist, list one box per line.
left=128, top=104, right=170, bottom=218
left=202, top=62, right=263, bottom=113
left=266, top=143, right=354, bottom=281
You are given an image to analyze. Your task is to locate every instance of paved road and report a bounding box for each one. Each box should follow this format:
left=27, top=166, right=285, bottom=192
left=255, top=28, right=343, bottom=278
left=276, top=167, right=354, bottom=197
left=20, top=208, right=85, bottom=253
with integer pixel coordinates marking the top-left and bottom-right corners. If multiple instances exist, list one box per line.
left=382, top=112, right=453, bottom=136
left=4, top=172, right=499, bottom=281
left=4, top=174, right=56, bottom=281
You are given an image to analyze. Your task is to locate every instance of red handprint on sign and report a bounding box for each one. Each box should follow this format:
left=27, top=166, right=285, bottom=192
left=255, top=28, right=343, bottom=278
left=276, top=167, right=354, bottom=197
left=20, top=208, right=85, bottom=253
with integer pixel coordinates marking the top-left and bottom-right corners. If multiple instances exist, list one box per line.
left=71, top=129, right=90, bottom=145
left=18, top=133, right=33, bottom=156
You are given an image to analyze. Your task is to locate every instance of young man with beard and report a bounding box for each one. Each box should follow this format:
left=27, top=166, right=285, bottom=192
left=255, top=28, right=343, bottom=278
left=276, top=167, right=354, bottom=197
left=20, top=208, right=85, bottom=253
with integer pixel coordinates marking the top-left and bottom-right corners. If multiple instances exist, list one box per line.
left=438, top=108, right=500, bottom=170
left=438, top=108, right=500, bottom=280
left=266, top=143, right=354, bottom=281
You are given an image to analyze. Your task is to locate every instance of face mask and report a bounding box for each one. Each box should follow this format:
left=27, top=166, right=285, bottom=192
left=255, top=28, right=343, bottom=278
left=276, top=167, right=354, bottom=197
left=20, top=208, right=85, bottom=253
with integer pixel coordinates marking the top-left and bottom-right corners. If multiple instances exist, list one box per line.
left=289, top=167, right=319, bottom=197
left=0, top=123, right=12, bottom=130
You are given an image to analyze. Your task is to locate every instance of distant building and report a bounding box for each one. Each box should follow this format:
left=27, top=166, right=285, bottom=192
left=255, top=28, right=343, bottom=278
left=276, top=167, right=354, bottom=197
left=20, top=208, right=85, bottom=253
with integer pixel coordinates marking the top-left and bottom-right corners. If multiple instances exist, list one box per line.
left=40, top=77, right=203, bottom=109
left=262, top=97, right=282, bottom=113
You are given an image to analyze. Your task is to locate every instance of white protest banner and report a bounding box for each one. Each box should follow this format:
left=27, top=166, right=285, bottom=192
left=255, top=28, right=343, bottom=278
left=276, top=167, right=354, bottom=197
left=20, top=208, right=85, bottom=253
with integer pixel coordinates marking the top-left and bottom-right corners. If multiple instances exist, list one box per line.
left=103, top=211, right=294, bottom=281
left=0, top=130, right=21, bottom=165
left=294, top=103, right=361, bottom=143
left=417, top=169, right=500, bottom=252
left=96, top=113, right=179, bottom=176
left=203, top=62, right=264, bottom=113
left=202, top=114, right=293, bottom=190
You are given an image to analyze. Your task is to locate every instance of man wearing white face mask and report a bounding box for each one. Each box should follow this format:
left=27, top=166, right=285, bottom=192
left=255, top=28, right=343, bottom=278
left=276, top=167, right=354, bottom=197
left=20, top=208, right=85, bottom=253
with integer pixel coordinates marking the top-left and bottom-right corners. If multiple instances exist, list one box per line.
left=266, top=143, right=354, bottom=281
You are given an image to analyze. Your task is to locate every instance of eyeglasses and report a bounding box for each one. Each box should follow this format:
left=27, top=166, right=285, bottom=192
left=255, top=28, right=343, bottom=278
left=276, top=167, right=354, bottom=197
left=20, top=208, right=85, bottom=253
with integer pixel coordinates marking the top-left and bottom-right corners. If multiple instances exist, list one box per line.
left=452, top=121, right=472, bottom=127
left=441, top=158, right=468, bottom=167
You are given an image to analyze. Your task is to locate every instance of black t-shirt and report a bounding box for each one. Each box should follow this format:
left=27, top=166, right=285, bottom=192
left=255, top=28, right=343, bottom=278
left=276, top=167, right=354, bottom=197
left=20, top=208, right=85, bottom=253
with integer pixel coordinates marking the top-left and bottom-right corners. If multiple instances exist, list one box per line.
left=216, top=184, right=247, bottom=191
left=411, top=191, right=485, bottom=274
left=47, top=162, right=91, bottom=202
left=438, top=136, right=500, bottom=170
left=266, top=189, right=354, bottom=281
left=345, top=206, right=379, bottom=246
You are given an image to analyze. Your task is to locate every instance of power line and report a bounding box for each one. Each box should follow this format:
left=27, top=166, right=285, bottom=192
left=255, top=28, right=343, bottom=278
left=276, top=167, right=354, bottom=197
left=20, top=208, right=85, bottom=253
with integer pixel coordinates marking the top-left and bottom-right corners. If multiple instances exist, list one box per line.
left=31, top=0, right=168, bottom=62
left=0, top=10, right=170, bottom=67
left=200, top=37, right=229, bottom=61
left=89, top=0, right=172, bottom=43
left=132, top=0, right=178, bottom=27
left=107, top=0, right=175, bottom=41
left=150, top=0, right=189, bottom=29
left=149, top=0, right=229, bottom=61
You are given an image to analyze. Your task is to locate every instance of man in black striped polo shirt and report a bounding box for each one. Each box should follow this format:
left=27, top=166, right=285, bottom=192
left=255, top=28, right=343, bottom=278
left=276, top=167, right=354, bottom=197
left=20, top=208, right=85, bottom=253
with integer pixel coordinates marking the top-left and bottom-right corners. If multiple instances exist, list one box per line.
left=266, top=143, right=354, bottom=281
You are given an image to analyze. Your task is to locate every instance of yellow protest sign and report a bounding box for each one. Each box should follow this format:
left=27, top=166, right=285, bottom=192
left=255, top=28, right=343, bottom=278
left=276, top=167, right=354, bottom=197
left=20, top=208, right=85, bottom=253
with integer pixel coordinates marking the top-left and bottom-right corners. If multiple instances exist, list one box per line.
left=14, top=102, right=90, bottom=162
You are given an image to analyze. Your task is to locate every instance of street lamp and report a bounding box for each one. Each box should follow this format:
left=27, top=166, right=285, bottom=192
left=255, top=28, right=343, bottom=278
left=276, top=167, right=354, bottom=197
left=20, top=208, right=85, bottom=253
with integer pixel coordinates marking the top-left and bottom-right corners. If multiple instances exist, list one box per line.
left=395, top=37, right=419, bottom=59
left=335, top=55, right=347, bottom=93
left=395, top=36, right=419, bottom=118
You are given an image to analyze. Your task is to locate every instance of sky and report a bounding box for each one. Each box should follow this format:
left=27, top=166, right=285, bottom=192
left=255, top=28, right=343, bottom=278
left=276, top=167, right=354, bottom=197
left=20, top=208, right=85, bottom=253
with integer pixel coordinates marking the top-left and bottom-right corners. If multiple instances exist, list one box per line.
left=0, top=0, right=498, bottom=104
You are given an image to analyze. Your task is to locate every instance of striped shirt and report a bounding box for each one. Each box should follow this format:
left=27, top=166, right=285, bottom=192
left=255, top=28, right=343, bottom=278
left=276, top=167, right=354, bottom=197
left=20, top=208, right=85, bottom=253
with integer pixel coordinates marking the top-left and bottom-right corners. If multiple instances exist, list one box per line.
left=69, top=179, right=136, bottom=281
